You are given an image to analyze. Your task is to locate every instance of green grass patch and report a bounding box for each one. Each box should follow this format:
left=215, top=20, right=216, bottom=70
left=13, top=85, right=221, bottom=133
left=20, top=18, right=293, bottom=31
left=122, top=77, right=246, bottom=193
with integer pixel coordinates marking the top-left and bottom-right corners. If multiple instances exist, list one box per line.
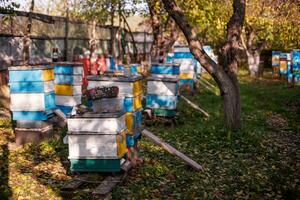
left=0, top=72, right=299, bottom=199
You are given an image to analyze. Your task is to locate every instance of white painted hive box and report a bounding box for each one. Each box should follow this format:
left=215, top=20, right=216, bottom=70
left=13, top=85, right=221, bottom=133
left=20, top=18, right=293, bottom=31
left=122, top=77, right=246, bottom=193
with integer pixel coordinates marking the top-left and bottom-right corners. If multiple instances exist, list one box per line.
left=147, top=79, right=178, bottom=96
left=67, top=112, right=126, bottom=133
left=68, top=131, right=127, bottom=159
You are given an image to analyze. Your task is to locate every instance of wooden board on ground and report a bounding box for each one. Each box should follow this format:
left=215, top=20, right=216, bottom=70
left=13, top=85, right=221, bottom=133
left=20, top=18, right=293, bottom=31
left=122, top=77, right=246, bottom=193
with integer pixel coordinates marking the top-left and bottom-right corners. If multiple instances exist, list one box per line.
left=61, top=174, right=90, bottom=191
left=93, top=160, right=132, bottom=196
left=142, top=129, right=203, bottom=171
left=180, top=95, right=210, bottom=118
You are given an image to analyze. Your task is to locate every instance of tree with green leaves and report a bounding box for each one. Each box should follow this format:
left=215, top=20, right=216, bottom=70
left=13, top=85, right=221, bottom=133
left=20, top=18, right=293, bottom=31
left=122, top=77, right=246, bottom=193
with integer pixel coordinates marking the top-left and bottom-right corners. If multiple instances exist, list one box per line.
left=161, top=0, right=245, bottom=131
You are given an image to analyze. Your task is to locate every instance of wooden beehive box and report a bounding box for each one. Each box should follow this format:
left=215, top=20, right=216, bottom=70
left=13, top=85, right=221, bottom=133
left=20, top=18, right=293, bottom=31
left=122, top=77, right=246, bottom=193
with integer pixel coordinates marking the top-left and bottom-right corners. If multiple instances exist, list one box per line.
left=87, top=75, right=143, bottom=97
left=146, top=94, right=178, bottom=110
left=54, top=74, right=82, bottom=85
left=54, top=62, right=83, bottom=75
left=55, top=95, right=82, bottom=107
left=67, top=111, right=126, bottom=133
left=10, top=92, right=56, bottom=111
left=55, top=85, right=82, bottom=96
left=91, top=97, right=124, bottom=113
left=147, top=77, right=179, bottom=96
left=124, top=94, right=143, bottom=112
left=68, top=129, right=127, bottom=159
left=150, top=63, right=180, bottom=78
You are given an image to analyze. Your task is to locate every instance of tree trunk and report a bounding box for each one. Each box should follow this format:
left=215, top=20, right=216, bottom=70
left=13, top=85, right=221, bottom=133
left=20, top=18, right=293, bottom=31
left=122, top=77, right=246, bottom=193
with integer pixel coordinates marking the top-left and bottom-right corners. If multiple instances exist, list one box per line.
left=161, top=0, right=245, bottom=131
left=247, top=50, right=261, bottom=77
left=110, top=4, right=115, bottom=57
left=121, top=13, right=138, bottom=62
left=23, top=0, right=34, bottom=62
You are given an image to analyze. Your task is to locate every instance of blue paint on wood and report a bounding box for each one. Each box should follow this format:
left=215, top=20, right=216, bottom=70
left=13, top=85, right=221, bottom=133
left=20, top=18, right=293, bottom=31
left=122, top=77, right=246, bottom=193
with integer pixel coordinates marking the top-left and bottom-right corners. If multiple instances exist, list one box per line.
left=124, top=97, right=134, bottom=112
left=179, top=79, right=194, bottom=85
left=54, top=74, right=81, bottom=85
left=146, top=94, right=178, bottom=109
left=54, top=65, right=80, bottom=75
left=9, top=82, right=52, bottom=93
left=12, top=111, right=54, bottom=121
left=45, top=92, right=56, bottom=110
left=151, top=64, right=180, bottom=75
left=57, top=105, right=73, bottom=115
left=126, top=135, right=135, bottom=147
left=9, top=70, right=45, bottom=82
left=173, top=52, right=194, bottom=59
left=293, top=50, right=300, bottom=72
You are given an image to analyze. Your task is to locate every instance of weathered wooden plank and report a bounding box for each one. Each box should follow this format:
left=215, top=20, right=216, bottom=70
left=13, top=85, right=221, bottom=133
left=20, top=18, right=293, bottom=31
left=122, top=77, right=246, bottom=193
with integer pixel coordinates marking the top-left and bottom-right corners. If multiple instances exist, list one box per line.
left=53, top=109, right=67, bottom=123
left=142, top=129, right=203, bottom=171
left=180, top=95, right=209, bottom=118
left=61, top=174, right=89, bottom=191
left=92, top=176, right=122, bottom=196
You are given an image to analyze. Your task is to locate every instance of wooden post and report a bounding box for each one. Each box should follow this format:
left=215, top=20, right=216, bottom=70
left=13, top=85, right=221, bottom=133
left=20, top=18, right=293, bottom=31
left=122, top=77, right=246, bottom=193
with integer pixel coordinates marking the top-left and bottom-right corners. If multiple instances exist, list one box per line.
left=110, top=3, right=115, bottom=57
left=143, top=31, right=146, bottom=61
left=142, top=129, right=203, bottom=171
left=64, top=0, right=69, bottom=61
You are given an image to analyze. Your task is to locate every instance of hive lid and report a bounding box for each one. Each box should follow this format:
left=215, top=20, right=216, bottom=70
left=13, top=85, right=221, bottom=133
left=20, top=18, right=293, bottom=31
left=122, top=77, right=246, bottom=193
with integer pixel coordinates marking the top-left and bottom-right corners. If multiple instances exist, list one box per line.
left=68, top=110, right=126, bottom=118
left=9, top=64, right=53, bottom=70
left=151, top=63, right=180, bottom=67
left=87, top=75, right=142, bottom=82
left=54, top=62, right=83, bottom=66
left=147, top=76, right=179, bottom=82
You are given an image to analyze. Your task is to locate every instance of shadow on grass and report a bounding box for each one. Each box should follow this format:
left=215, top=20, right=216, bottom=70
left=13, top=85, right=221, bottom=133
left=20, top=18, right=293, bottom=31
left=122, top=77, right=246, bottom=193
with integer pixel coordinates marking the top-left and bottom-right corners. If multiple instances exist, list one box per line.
left=0, top=143, right=12, bottom=200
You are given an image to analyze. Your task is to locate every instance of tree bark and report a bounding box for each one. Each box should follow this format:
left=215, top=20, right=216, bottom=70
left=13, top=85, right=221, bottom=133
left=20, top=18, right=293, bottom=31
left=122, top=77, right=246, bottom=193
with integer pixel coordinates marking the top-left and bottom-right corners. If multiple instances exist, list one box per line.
left=246, top=50, right=261, bottom=77
left=110, top=3, right=115, bottom=57
left=23, top=0, right=35, bottom=62
left=121, top=13, right=138, bottom=63
left=148, top=0, right=179, bottom=62
left=161, top=0, right=245, bottom=131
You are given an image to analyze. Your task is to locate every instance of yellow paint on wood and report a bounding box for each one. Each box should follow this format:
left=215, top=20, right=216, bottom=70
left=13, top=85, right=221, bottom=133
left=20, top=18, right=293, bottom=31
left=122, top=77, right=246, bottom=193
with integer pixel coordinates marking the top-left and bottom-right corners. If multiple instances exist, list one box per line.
left=43, top=69, right=54, bottom=81
left=137, top=66, right=142, bottom=73
left=117, top=130, right=128, bottom=158
left=125, top=112, right=134, bottom=133
left=133, top=80, right=143, bottom=96
left=180, top=72, right=194, bottom=79
left=55, top=85, right=74, bottom=96
left=133, top=94, right=142, bottom=111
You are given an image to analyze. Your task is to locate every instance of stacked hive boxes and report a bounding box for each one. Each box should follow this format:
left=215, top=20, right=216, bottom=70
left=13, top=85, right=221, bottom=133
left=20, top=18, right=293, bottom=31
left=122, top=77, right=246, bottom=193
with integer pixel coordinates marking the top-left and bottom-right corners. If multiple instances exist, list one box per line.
left=272, top=51, right=281, bottom=79
left=173, top=50, right=196, bottom=93
left=87, top=76, right=143, bottom=152
left=9, top=64, right=56, bottom=144
left=279, top=53, right=288, bottom=79
left=54, top=62, right=83, bottom=115
left=67, top=111, right=128, bottom=172
left=292, top=50, right=300, bottom=85
left=146, top=63, right=179, bottom=117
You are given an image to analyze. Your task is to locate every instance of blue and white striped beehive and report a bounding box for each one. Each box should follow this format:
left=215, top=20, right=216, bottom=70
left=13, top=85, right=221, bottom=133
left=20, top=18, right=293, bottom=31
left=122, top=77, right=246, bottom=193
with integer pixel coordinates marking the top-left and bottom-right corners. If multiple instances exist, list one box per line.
left=54, top=62, right=83, bottom=114
left=146, top=76, right=179, bottom=117
left=292, top=50, right=300, bottom=85
left=9, top=64, right=56, bottom=121
left=173, top=46, right=197, bottom=93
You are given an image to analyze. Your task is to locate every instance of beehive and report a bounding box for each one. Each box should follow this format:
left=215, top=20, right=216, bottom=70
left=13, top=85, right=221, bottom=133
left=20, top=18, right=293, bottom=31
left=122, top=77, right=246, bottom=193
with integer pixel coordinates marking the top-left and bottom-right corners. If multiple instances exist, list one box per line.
left=146, top=77, right=179, bottom=117
left=9, top=65, right=55, bottom=121
left=292, top=50, right=300, bottom=85
left=87, top=76, right=143, bottom=97
left=150, top=63, right=180, bottom=78
left=68, top=112, right=126, bottom=133
left=54, top=62, right=83, bottom=114
left=272, top=51, right=281, bottom=79
left=67, top=111, right=128, bottom=172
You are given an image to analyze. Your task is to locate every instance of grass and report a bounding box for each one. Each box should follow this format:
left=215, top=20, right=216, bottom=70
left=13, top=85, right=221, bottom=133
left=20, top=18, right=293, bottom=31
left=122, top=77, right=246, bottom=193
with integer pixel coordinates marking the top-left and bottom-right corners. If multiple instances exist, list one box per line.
left=1, top=71, right=300, bottom=199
